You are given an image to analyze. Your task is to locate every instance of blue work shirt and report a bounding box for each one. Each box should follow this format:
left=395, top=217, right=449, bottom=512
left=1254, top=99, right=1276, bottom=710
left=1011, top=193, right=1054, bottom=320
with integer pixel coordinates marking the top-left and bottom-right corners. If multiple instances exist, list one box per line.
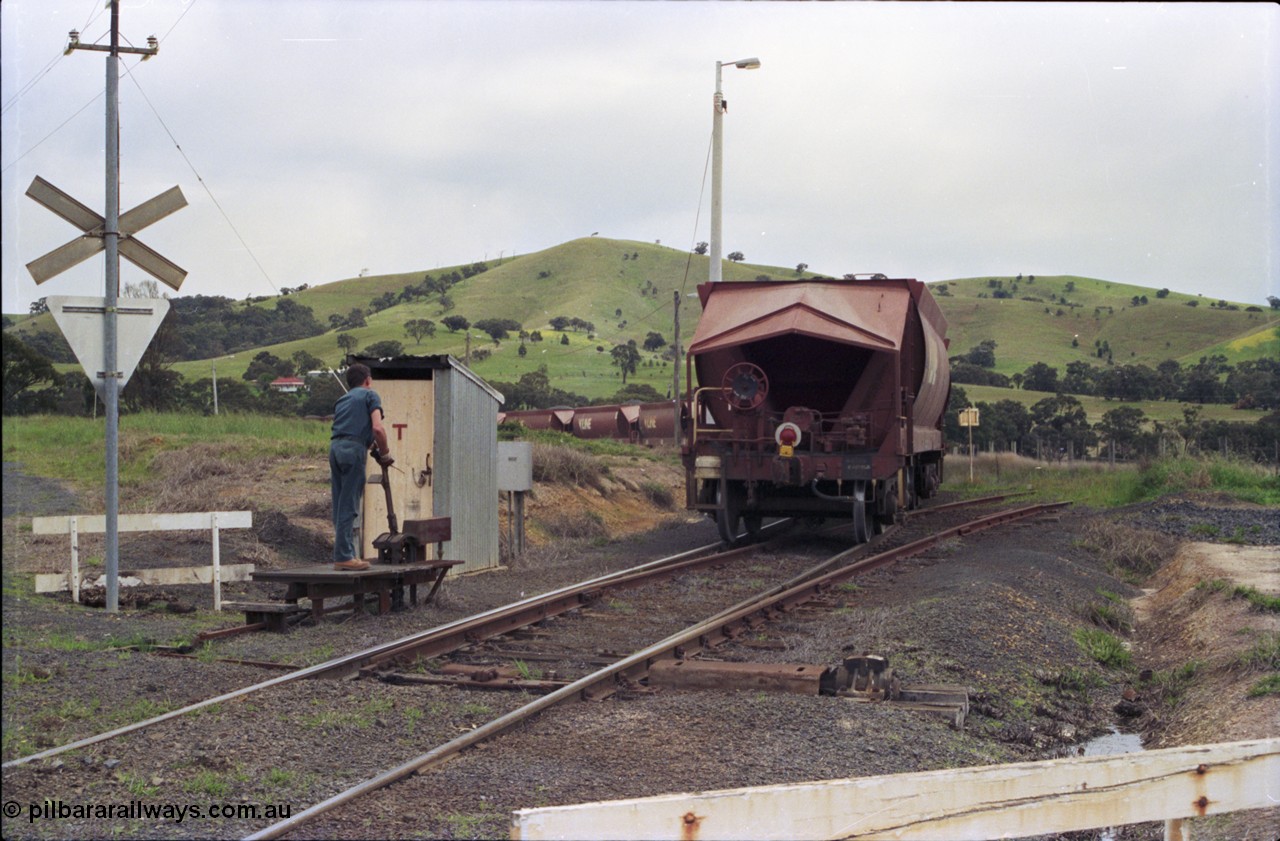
left=331, top=386, right=383, bottom=447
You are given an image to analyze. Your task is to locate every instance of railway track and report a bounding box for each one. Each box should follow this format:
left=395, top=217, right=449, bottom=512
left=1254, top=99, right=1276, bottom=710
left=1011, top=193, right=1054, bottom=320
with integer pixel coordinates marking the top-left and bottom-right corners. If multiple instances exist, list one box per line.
left=258, top=498, right=1064, bottom=838
left=2, top=494, right=1064, bottom=839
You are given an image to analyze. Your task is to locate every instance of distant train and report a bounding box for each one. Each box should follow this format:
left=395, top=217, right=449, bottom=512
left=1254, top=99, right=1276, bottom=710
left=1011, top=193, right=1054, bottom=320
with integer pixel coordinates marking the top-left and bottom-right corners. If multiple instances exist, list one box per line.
left=681, top=276, right=951, bottom=544
left=499, top=402, right=680, bottom=446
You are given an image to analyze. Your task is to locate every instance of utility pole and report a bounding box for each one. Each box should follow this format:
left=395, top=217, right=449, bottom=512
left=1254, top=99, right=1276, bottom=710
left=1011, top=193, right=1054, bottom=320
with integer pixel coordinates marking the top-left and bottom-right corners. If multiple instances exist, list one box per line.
left=65, top=3, right=159, bottom=612
left=672, top=291, right=681, bottom=448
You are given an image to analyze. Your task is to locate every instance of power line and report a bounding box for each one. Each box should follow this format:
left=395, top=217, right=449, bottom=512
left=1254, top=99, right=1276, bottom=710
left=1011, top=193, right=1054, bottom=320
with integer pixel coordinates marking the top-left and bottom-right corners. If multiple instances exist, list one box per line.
left=0, top=91, right=101, bottom=173
left=1, top=49, right=67, bottom=116
left=123, top=68, right=280, bottom=295
left=680, top=129, right=714, bottom=298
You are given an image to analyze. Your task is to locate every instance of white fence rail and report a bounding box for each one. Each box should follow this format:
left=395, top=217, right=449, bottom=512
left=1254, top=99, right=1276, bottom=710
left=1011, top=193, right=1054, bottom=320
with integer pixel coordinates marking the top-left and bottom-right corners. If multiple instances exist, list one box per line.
left=511, top=738, right=1279, bottom=840
left=32, top=511, right=253, bottom=611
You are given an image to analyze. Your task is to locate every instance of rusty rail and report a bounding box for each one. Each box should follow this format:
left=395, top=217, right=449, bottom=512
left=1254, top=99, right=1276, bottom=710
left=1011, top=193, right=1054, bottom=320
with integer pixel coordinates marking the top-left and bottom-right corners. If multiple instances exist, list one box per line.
left=2, top=529, right=778, bottom=770
left=246, top=501, right=1069, bottom=840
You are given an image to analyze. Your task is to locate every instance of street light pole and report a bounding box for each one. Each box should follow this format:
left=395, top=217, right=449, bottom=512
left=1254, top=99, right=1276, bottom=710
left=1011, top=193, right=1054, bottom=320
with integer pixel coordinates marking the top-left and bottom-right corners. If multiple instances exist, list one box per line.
left=710, top=56, right=760, bottom=284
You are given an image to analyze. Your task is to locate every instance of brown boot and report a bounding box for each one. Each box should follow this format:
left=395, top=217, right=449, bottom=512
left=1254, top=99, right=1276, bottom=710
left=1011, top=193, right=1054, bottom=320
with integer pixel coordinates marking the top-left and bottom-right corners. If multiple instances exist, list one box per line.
left=334, top=559, right=370, bottom=571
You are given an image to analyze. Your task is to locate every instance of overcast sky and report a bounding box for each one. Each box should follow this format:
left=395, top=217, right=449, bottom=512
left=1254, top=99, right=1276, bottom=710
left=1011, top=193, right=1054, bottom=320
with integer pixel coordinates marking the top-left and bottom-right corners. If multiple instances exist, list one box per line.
left=3, top=1, right=1277, bottom=315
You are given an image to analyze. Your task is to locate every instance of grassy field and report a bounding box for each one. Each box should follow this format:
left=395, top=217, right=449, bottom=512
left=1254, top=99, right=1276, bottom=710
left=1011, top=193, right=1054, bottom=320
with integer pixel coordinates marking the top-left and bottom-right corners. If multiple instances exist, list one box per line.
left=938, top=275, right=1278, bottom=374
left=947, top=451, right=1278, bottom=508
left=2, top=413, right=330, bottom=496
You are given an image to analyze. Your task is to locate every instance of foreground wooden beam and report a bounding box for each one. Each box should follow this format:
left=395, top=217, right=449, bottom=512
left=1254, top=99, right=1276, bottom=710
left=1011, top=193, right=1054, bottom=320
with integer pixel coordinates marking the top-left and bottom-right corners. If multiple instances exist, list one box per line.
left=511, top=738, right=1279, bottom=840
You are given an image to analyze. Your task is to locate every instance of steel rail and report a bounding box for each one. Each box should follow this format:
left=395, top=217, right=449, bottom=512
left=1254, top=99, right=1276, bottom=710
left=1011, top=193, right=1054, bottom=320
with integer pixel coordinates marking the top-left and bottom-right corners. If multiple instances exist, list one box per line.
left=2, top=529, right=784, bottom=770
left=246, top=500, right=1069, bottom=840
left=906, top=489, right=1032, bottom=516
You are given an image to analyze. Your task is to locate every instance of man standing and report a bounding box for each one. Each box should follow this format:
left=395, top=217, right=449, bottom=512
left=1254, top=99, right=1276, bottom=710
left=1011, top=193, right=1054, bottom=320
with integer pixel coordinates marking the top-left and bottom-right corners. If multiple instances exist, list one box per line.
left=330, top=363, right=392, bottom=571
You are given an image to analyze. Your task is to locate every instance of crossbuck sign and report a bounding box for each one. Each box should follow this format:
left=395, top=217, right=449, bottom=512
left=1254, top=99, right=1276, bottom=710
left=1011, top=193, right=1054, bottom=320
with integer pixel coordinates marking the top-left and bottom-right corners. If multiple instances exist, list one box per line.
left=25, top=175, right=187, bottom=290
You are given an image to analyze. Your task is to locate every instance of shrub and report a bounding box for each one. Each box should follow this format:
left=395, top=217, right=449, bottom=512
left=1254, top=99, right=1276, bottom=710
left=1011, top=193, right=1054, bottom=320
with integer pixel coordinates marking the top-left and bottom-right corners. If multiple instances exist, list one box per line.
left=1232, top=585, right=1280, bottom=613
left=1079, top=520, right=1179, bottom=580
left=539, top=510, right=606, bottom=540
left=1073, top=628, right=1132, bottom=669
left=639, top=481, right=675, bottom=510
left=531, top=442, right=605, bottom=490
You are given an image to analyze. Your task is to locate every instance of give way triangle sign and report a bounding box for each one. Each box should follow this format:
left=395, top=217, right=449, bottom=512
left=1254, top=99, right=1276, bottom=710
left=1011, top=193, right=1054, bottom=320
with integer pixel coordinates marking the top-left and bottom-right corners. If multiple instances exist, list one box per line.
left=47, top=295, right=170, bottom=401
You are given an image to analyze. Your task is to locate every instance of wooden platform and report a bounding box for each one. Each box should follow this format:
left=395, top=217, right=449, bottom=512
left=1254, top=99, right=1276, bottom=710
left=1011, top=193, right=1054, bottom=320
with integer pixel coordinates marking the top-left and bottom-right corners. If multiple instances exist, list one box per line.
left=252, top=560, right=462, bottom=622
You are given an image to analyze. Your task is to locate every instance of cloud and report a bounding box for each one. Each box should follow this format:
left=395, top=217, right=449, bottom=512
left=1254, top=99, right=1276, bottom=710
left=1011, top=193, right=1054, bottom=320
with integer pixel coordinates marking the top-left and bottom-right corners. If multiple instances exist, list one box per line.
left=3, top=0, right=1276, bottom=312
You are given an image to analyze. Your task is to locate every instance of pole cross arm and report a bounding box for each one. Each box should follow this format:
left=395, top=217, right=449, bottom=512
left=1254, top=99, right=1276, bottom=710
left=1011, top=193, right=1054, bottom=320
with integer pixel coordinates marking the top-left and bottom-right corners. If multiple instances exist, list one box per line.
left=25, top=176, right=188, bottom=289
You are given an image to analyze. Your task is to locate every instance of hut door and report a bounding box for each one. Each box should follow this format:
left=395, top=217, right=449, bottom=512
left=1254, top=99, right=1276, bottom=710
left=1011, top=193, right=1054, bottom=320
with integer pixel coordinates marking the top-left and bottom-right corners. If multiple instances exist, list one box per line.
left=361, top=378, right=435, bottom=559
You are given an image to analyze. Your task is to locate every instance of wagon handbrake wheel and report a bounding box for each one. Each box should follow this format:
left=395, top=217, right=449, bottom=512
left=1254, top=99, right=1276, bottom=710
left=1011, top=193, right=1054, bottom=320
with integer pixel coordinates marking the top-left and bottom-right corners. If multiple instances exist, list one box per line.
left=722, top=362, right=769, bottom=412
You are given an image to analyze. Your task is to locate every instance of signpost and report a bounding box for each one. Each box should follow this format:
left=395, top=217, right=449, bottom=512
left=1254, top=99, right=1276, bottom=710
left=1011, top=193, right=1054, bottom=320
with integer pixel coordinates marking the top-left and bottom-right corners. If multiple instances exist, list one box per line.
left=22, top=3, right=180, bottom=612
left=46, top=296, right=171, bottom=401
left=958, top=407, right=980, bottom=483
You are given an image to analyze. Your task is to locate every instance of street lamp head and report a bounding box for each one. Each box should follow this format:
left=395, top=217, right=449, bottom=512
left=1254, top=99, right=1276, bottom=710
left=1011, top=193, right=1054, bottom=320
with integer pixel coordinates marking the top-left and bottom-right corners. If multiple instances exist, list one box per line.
left=732, top=57, right=761, bottom=70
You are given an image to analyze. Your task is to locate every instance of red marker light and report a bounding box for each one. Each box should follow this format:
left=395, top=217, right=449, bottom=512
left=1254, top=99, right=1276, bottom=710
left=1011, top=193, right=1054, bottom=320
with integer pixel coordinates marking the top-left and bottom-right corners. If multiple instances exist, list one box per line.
left=779, top=427, right=798, bottom=445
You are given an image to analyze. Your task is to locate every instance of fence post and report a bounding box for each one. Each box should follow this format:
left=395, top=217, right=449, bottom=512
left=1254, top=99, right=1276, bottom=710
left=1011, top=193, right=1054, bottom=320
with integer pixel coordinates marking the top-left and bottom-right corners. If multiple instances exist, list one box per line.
left=211, top=512, right=222, bottom=612
left=69, top=517, right=80, bottom=605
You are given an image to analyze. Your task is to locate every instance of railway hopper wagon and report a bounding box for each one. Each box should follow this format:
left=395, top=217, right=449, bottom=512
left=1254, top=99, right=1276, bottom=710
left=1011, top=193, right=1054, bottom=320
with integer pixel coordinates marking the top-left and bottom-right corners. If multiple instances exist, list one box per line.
left=683, top=276, right=950, bottom=544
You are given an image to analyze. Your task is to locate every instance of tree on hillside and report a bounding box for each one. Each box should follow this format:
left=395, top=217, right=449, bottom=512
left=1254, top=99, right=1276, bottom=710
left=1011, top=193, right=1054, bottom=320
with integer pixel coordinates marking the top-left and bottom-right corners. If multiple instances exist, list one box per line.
left=610, top=341, right=641, bottom=385
left=1096, top=406, right=1147, bottom=460
left=727, top=251, right=745, bottom=263
left=243, top=351, right=293, bottom=390
left=336, top=332, right=358, bottom=355
left=475, top=318, right=521, bottom=343
left=2, top=332, right=57, bottom=415
left=1180, top=355, right=1228, bottom=404
left=489, top=366, right=589, bottom=410
left=343, top=308, right=367, bottom=329
left=1226, top=358, right=1280, bottom=410
left=291, top=350, right=327, bottom=375
left=694, top=242, right=708, bottom=255
left=1155, top=359, right=1184, bottom=401
left=1268, top=295, right=1280, bottom=310
left=442, top=315, right=470, bottom=333
left=404, top=318, right=436, bottom=345
left=369, top=291, right=397, bottom=312
left=1030, top=394, right=1094, bottom=459
left=1062, top=361, right=1098, bottom=396
left=1096, top=364, right=1160, bottom=402
left=1020, top=362, right=1059, bottom=393
left=642, top=331, right=666, bottom=352
left=964, top=340, right=998, bottom=368
left=980, top=399, right=1033, bottom=453
left=609, top=383, right=665, bottom=404
left=298, top=374, right=345, bottom=417
left=361, top=340, right=404, bottom=358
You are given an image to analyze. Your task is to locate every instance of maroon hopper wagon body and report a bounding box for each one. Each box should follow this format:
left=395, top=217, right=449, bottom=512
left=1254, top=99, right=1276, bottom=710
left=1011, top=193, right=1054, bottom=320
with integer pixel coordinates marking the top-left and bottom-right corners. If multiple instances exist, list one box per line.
left=682, top=277, right=951, bottom=544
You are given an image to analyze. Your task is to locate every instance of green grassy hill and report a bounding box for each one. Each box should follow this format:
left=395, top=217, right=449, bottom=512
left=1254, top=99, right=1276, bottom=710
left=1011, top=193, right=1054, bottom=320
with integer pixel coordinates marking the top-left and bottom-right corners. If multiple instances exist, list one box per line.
left=7, top=238, right=1276, bottom=405
left=165, top=238, right=818, bottom=400
left=937, top=275, right=1278, bottom=375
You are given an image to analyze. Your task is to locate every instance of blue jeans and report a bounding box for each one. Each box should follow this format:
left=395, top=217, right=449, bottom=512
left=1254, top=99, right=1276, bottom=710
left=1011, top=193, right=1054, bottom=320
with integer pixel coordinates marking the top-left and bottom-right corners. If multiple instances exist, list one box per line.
left=330, top=438, right=367, bottom=562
